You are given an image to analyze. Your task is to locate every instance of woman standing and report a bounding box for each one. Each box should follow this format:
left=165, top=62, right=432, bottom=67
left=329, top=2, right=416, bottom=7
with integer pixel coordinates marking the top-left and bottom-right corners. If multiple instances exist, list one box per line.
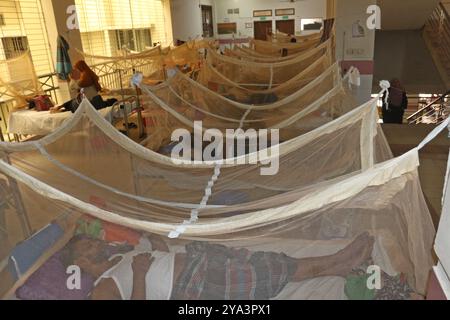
left=51, top=60, right=116, bottom=113
left=382, top=79, right=408, bottom=124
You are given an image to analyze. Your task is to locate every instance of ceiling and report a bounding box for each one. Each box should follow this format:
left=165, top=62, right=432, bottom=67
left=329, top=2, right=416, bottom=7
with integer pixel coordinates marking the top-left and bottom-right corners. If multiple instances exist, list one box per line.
left=378, top=0, right=442, bottom=30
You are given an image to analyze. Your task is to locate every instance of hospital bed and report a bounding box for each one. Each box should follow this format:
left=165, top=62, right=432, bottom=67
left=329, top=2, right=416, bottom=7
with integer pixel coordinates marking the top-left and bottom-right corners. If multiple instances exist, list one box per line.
left=7, top=96, right=145, bottom=141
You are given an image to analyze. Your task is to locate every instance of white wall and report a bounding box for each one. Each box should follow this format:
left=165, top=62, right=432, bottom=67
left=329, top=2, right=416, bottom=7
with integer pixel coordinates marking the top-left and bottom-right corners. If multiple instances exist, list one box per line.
left=214, top=0, right=326, bottom=38
left=170, top=0, right=326, bottom=41
left=335, top=0, right=376, bottom=103
left=171, top=0, right=214, bottom=42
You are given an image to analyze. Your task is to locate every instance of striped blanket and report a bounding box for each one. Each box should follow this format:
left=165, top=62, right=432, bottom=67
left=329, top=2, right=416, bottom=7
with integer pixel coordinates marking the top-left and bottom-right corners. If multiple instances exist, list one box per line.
left=171, top=242, right=298, bottom=300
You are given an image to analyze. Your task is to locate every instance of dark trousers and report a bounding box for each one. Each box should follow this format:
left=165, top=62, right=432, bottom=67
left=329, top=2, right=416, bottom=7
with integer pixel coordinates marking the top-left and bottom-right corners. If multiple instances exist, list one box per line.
left=63, top=96, right=118, bottom=113
left=382, top=107, right=405, bottom=124
left=90, top=95, right=118, bottom=111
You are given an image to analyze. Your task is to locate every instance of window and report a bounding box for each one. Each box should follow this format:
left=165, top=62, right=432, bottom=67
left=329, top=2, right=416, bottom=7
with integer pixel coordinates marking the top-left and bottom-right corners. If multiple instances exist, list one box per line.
left=301, top=19, right=323, bottom=31
left=115, top=29, right=136, bottom=51
left=1, top=37, right=29, bottom=59
left=136, top=29, right=152, bottom=50
left=114, top=29, right=152, bottom=52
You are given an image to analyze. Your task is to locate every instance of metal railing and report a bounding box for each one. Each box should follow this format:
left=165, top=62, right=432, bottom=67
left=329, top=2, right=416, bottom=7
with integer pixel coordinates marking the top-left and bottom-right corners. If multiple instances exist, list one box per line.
left=424, top=2, right=450, bottom=76
left=0, top=54, right=162, bottom=142
left=89, top=56, right=164, bottom=91
left=407, top=91, right=450, bottom=124
left=0, top=73, right=60, bottom=142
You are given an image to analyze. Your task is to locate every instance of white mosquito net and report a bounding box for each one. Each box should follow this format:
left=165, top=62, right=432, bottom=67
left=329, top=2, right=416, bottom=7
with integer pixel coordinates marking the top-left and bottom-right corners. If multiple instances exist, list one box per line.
left=78, top=40, right=212, bottom=92
left=267, top=31, right=323, bottom=44
left=200, top=40, right=332, bottom=91
left=137, top=62, right=362, bottom=151
left=0, top=51, right=41, bottom=107
left=0, top=35, right=440, bottom=301
left=250, top=36, right=322, bottom=56
left=0, top=90, right=440, bottom=299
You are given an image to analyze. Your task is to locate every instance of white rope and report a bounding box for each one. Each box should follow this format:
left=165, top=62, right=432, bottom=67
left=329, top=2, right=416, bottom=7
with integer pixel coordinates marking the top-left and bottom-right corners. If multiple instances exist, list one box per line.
left=169, top=106, right=254, bottom=239
left=379, top=80, right=391, bottom=108
left=268, top=65, right=274, bottom=90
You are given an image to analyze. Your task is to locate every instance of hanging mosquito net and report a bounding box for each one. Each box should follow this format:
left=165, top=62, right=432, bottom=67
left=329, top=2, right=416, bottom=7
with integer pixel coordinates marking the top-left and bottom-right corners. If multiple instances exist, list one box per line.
left=200, top=40, right=332, bottom=90
left=0, top=34, right=440, bottom=301
left=77, top=45, right=165, bottom=66
left=250, top=36, right=322, bottom=56
left=267, top=31, right=323, bottom=44
left=77, top=40, right=213, bottom=92
left=0, top=95, right=440, bottom=300
left=197, top=53, right=332, bottom=100
left=224, top=44, right=320, bottom=63
left=0, top=51, right=41, bottom=107
left=137, top=62, right=365, bottom=152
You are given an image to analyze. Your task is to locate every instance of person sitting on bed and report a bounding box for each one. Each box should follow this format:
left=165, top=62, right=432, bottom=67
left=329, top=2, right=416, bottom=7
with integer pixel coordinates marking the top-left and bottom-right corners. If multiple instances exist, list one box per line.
left=61, top=232, right=374, bottom=300
left=50, top=60, right=117, bottom=113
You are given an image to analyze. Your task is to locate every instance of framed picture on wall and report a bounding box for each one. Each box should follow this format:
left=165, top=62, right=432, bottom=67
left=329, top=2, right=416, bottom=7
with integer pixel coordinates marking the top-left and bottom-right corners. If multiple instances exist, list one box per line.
left=275, top=8, right=295, bottom=16
left=301, top=18, right=323, bottom=31
left=253, top=10, right=272, bottom=18
left=218, top=23, right=237, bottom=35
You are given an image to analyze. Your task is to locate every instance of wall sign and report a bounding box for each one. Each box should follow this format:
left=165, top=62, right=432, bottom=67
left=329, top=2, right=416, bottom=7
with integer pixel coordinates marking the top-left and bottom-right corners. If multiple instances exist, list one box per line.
left=218, top=23, right=237, bottom=35
left=352, top=20, right=366, bottom=38
left=253, top=10, right=273, bottom=18
left=275, top=8, right=295, bottom=16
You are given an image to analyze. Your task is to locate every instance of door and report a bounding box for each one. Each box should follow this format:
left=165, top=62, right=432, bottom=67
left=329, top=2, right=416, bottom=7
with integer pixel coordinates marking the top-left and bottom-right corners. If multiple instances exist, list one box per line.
left=254, top=21, right=272, bottom=41
left=201, top=5, right=214, bottom=38
left=276, top=19, right=295, bottom=35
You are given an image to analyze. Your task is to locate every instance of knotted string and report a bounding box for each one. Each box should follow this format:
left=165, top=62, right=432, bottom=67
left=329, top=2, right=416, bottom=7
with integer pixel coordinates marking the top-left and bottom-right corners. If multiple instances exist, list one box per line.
left=379, top=80, right=391, bottom=109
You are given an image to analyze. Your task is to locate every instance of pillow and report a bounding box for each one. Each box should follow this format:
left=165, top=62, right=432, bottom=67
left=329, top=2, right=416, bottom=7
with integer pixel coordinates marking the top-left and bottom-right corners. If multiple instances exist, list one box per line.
left=76, top=215, right=141, bottom=246
left=16, top=252, right=94, bottom=300
left=8, top=223, right=64, bottom=280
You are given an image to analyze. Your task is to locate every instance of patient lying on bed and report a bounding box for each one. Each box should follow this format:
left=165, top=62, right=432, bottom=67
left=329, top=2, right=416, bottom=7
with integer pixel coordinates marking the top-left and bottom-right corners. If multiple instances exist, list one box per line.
left=61, top=233, right=374, bottom=300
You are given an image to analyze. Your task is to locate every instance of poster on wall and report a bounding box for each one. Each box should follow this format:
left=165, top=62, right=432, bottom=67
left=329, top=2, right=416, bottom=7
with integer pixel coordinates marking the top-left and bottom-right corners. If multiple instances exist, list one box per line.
left=218, top=23, right=237, bottom=35
left=275, top=8, right=295, bottom=16
left=352, top=20, right=366, bottom=38
left=253, top=10, right=272, bottom=17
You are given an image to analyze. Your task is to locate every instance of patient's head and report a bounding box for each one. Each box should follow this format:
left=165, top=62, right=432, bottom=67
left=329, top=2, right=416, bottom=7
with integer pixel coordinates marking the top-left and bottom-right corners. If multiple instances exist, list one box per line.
left=70, top=68, right=81, bottom=81
left=61, top=235, right=118, bottom=277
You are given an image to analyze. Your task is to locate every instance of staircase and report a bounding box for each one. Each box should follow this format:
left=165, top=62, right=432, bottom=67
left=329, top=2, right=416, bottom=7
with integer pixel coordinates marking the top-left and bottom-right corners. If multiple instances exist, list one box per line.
left=423, top=1, right=450, bottom=89
left=407, top=91, right=450, bottom=124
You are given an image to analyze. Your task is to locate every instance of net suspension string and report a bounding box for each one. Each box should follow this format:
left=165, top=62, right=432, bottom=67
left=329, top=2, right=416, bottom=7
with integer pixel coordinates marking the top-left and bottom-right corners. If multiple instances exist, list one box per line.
left=1, top=90, right=449, bottom=239
left=167, top=71, right=385, bottom=239
left=17, top=65, right=357, bottom=214
left=167, top=105, right=254, bottom=239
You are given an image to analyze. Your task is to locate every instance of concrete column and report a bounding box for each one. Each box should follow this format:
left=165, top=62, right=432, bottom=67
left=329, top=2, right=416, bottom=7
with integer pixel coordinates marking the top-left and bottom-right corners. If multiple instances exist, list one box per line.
left=326, top=0, right=336, bottom=19
left=40, top=0, right=84, bottom=101
left=335, top=0, right=377, bottom=104
left=163, top=0, right=174, bottom=46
